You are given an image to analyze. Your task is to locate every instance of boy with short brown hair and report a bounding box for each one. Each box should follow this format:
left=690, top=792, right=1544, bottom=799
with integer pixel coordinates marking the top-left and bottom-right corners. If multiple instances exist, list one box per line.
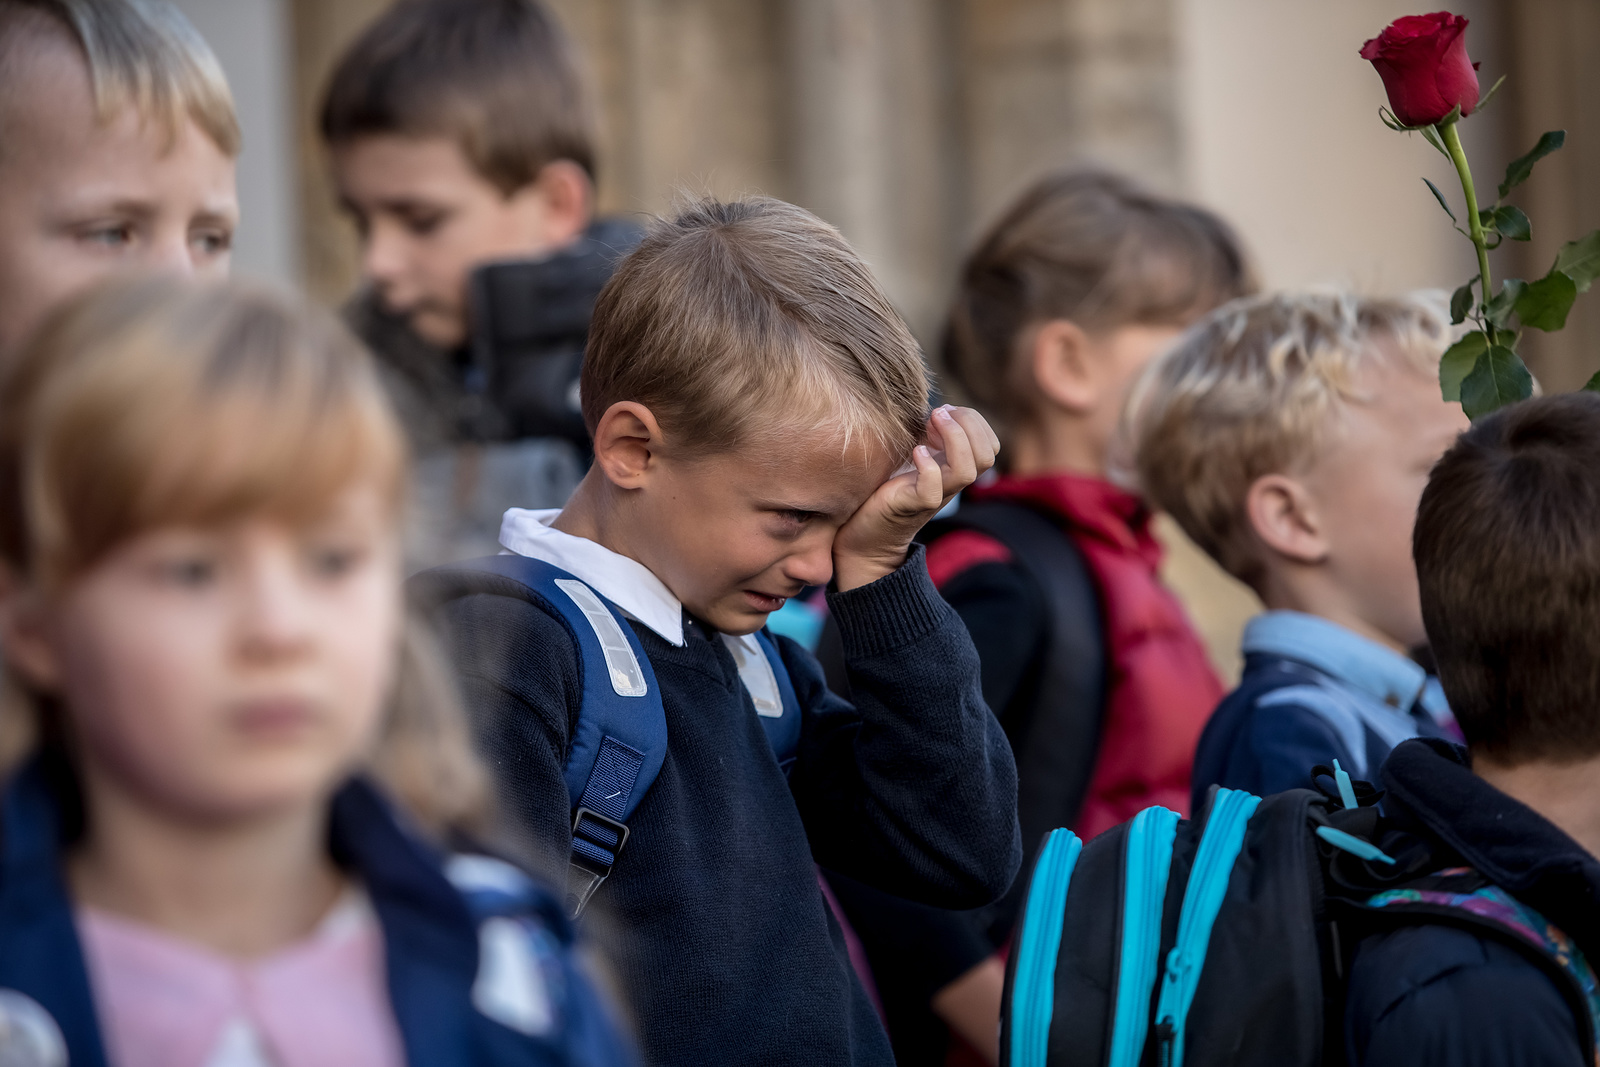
left=419, top=196, right=1021, bottom=1067
left=322, top=0, right=640, bottom=566
left=1128, top=290, right=1469, bottom=807
left=1343, top=391, right=1600, bottom=1065
left=0, top=0, right=239, bottom=364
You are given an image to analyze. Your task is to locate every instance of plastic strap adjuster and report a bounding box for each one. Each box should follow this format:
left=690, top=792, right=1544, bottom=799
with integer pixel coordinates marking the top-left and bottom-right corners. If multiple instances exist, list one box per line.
left=566, top=807, right=631, bottom=919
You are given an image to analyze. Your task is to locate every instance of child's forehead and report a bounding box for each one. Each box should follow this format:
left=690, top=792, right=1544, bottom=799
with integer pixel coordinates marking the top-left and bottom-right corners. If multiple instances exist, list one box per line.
left=1, top=36, right=232, bottom=193
left=0, top=31, right=91, bottom=159
left=705, top=428, right=900, bottom=505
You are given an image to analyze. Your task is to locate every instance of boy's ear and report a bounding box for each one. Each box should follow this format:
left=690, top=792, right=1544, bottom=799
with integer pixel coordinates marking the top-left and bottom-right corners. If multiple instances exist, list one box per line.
left=1246, top=473, right=1329, bottom=565
left=591, top=402, right=665, bottom=489
left=1029, top=319, right=1098, bottom=415
left=509, top=159, right=593, bottom=249
left=0, top=567, right=62, bottom=692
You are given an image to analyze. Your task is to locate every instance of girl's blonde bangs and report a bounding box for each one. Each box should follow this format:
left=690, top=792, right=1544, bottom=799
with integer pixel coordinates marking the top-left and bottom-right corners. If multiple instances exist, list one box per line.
left=4, top=278, right=405, bottom=587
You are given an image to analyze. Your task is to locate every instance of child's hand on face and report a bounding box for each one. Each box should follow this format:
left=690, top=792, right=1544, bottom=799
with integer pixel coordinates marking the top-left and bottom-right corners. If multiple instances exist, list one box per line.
left=833, top=405, right=999, bottom=591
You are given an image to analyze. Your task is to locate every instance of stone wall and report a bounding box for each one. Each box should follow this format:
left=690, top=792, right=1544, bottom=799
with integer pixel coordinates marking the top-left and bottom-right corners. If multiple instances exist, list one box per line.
left=291, top=0, right=1184, bottom=351
left=285, top=0, right=1600, bottom=680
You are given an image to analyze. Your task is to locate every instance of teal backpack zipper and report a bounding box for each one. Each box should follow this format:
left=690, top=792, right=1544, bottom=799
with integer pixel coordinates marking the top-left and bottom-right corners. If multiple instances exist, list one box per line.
left=1009, top=828, right=1083, bottom=1067
left=1107, top=806, right=1180, bottom=1067
left=1153, top=788, right=1261, bottom=1067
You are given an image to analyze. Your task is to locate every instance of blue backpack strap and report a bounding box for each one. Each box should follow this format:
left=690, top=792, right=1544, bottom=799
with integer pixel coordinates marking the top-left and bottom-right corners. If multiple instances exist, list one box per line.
left=753, top=629, right=801, bottom=770
left=437, top=555, right=667, bottom=919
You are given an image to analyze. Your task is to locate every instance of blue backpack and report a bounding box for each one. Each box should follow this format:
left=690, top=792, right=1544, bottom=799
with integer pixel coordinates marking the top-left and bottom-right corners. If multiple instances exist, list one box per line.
left=416, top=554, right=802, bottom=919
left=1001, top=764, right=1600, bottom=1067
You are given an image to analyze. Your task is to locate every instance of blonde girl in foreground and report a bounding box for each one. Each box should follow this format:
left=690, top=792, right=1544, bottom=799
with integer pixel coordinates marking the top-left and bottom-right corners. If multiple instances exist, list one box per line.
left=0, top=278, right=634, bottom=1067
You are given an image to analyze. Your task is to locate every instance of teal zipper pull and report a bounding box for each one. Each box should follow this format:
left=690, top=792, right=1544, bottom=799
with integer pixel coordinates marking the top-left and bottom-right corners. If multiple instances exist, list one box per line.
left=1332, top=759, right=1359, bottom=810
left=1316, top=825, right=1396, bottom=865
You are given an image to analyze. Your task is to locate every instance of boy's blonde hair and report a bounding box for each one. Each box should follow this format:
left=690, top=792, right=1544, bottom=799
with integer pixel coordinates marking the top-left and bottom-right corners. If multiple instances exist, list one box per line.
left=584, top=196, right=930, bottom=460
left=0, top=277, right=485, bottom=837
left=0, top=0, right=240, bottom=159
left=1126, top=290, right=1447, bottom=589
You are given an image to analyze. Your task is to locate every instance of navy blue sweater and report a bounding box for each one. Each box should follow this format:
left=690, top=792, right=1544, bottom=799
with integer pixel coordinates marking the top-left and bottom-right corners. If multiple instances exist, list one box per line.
left=434, top=545, right=1022, bottom=1066
left=1345, top=739, right=1600, bottom=1067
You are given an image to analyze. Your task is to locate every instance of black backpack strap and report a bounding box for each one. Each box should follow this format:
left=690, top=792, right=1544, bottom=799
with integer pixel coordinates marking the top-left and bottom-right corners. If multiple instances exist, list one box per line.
left=928, top=499, right=1107, bottom=846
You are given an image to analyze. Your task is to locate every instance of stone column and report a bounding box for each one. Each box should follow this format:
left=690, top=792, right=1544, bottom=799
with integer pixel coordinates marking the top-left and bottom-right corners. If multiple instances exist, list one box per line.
left=782, top=0, right=964, bottom=345
left=1497, top=0, right=1600, bottom=391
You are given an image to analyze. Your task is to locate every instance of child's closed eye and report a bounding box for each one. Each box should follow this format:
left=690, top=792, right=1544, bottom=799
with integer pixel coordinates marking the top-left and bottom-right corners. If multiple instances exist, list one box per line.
left=399, top=208, right=449, bottom=237
left=768, top=509, right=822, bottom=535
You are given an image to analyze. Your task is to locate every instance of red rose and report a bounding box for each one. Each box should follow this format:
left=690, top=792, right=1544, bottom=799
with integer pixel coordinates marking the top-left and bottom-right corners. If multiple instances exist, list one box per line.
left=1360, top=12, right=1480, bottom=127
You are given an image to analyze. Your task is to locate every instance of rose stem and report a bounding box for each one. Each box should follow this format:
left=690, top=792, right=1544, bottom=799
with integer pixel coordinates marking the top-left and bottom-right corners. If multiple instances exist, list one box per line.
left=1440, top=120, right=1495, bottom=340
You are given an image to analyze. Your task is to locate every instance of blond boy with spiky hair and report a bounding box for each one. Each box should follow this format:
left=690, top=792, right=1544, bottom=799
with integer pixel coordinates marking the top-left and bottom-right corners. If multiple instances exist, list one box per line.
left=1126, top=291, right=1470, bottom=808
left=419, top=196, right=1020, bottom=1067
left=0, top=0, right=239, bottom=363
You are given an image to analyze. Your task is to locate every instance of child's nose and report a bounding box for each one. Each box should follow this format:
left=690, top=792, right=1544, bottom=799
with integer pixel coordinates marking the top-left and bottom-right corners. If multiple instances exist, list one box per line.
left=236, top=555, right=316, bottom=662
left=362, top=225, right=409, bottom=290
left=150, top=231, right=200, bottom=275
left=786, top=541, right=834, bottom=589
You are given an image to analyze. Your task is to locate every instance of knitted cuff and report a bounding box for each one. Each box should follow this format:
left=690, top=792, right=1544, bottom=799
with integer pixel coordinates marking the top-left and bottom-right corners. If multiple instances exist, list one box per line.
left=827, top=543, right=950, bottom=660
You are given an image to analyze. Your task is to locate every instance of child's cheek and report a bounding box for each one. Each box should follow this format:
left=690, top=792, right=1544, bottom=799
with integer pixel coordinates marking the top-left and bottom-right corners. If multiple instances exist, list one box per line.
left=324, top=577, right=403, bottom=760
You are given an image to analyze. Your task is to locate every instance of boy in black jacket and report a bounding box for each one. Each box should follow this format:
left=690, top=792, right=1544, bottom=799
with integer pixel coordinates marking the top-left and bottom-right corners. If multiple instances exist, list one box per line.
left=322, top=0, right=642, bottom=568
left=426, top=197, right=1022, bottom=1066
left=1345, top=392, right=1600, bottom=1067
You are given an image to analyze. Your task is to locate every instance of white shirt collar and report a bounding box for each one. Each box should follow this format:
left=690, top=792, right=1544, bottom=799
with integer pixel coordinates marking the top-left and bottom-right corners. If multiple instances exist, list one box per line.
left=498, top=508, right=686, bottom=647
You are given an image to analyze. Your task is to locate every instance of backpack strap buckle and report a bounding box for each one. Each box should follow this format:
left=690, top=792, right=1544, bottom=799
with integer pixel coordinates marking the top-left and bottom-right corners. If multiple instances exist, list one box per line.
left=567, top=807, right=631, bottom=919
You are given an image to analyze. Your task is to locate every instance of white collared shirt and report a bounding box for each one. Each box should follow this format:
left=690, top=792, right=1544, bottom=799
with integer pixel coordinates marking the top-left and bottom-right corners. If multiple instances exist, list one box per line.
left=497, top=509, right=786, bottom=714
left=499, top=508, right=686, bottom=647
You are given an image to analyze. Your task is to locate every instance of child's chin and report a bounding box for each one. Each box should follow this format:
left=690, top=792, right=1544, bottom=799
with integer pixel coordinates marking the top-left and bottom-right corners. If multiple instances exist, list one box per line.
left=706, top=603, right=771, bottom=637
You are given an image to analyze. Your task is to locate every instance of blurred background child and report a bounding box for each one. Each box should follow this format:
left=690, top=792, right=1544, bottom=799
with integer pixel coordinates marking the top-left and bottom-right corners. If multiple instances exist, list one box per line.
left=1129, top=291, right=1467, bottom=808
left=320, top=0, right=643, bottom=569
left=826, top=169, right=1255, bottom=1066
left=0, top=277, right=633, bottom=1067
left=0, top=0, right=239, bottom=365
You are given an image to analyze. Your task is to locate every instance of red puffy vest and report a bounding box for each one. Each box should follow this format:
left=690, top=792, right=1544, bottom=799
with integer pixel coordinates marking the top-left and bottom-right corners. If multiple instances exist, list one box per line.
left=928, top=473, right=1222, bottom=839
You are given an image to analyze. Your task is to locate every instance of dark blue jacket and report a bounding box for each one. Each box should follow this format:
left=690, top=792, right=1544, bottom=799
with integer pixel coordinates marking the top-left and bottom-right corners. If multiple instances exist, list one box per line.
left=0, top=759, right=635, bottom=1067
left=430, top=544, right=1022, bottom=1066
left=1192, top=611, right=1453, bottom=812
left=1344, top=738, right=1600, bottom=1067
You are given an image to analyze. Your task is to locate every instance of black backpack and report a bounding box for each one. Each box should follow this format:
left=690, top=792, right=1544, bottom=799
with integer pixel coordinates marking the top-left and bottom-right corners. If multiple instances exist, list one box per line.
left=1001, top=764, right=1600, bottom=1067
left=922, top=499, right=1108, bottom=857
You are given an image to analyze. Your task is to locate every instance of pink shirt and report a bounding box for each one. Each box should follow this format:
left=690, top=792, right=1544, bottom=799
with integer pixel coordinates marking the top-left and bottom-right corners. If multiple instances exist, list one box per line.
left=76, top=890, right=406, bottom=1067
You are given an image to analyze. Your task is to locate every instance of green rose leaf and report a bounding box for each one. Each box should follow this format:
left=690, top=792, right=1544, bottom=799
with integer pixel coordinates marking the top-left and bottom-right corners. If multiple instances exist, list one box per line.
left=1459, top=344, right=1533, bottom=421
left=1584, top=369, right=1600, bottom=394
left=1498, top=130, right=1566, bottom=200
left=1424, top=179, right=1457, bottom=223
left=1554, top=230, right=1600, bottom=293
left=1481, top=205, right=1532, bottom=242
left=1514, top=270, right=1578, bottom=331
left=1449, top=279, right=1476, bottom=325
left=1485, top=279, right=1525, bottom=329
left=1439, top=331, right=1488, bottom=402
left=1418, top=123, right=1449, bottom=157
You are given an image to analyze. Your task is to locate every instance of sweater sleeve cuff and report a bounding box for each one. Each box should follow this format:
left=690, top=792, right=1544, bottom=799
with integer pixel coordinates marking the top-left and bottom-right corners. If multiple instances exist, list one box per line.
left=826, top=543, right=950, bottom=660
